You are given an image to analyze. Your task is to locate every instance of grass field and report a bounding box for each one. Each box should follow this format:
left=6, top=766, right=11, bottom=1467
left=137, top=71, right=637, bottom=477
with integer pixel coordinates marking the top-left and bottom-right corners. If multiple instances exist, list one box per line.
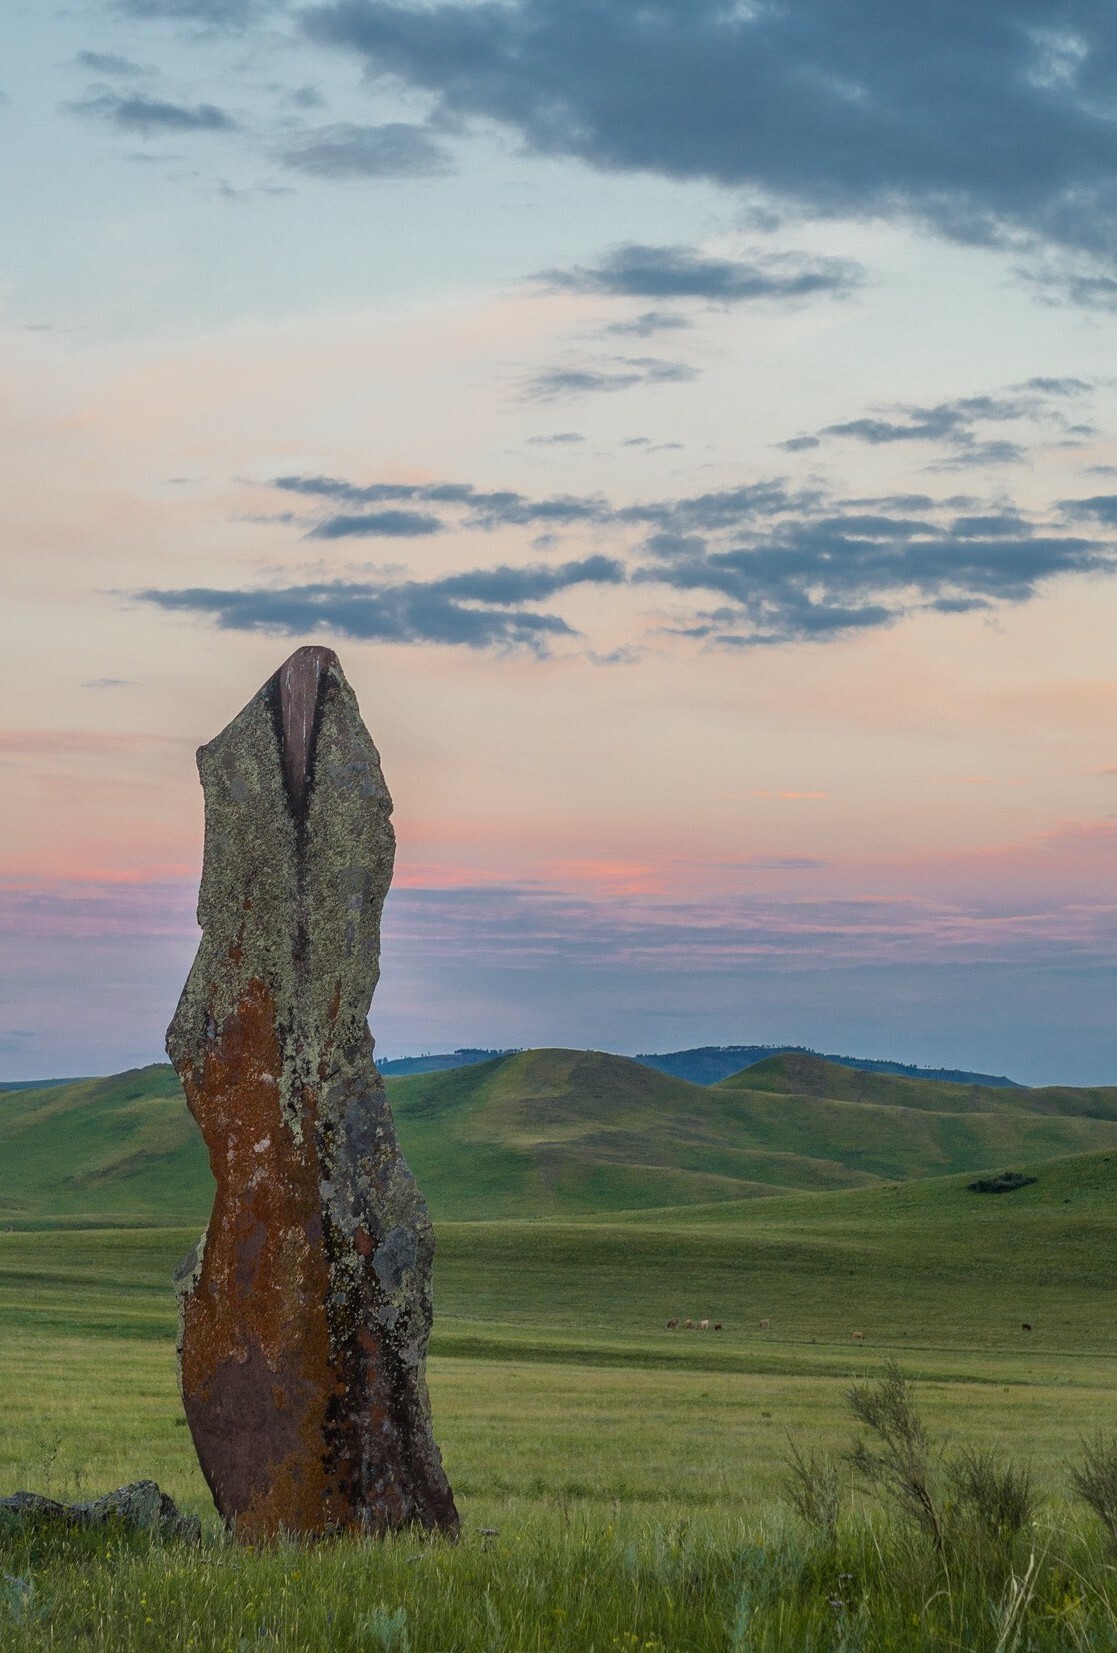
left=6, top=1061, right=1117, bottom=1646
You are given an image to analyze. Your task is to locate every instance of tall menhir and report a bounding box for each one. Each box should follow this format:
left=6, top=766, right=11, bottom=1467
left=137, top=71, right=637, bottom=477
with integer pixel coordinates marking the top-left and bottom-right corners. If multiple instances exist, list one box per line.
left=167, top=647, right=458, bottom=1539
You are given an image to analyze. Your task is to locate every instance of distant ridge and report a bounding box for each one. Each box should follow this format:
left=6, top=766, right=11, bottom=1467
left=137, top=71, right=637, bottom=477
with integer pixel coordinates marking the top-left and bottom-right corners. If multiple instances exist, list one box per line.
left=0, top=1077, right=92, bottom=1093
left=5, top=1045, right=1019, bottom=1091
left=377, top=1044, right=1020, bottom=1087
left=377, top=1048, right=520, bottom=1077
left=634, top=1045, right=1021, bottom=1088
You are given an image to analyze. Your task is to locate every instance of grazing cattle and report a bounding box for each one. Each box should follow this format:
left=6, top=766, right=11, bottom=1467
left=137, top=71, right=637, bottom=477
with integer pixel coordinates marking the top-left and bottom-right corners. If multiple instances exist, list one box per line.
left=758, top=1318, right=770, bottom=1329
left=853, top=1330, right=865, bottom=1342
left=698, top=1318, right=710, bottom=1330
left=1022, top=1322, right=1032, bottom=1332
left=666, top=1318, right=679, bottom=1330
left=684, top=1318, right=694, bottom=1329
left=713, top=1322, right=723, bottom=1332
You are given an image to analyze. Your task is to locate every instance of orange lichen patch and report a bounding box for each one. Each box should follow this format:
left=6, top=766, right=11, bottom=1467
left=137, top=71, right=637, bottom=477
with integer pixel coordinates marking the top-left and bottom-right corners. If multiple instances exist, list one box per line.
left=179, top=977, right=336, bottom=1539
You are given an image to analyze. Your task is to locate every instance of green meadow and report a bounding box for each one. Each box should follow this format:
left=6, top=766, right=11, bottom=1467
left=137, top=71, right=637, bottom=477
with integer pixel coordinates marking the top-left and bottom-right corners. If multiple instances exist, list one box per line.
left=4, top=1050, right=1117, bottom=1648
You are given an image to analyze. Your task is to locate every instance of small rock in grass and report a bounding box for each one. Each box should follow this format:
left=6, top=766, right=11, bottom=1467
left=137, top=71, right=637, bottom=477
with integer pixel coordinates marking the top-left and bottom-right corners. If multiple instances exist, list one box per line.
left=0, top=1481, right=200, bottom=1543
left=85, top=1481, right=201, bottom=1542
left=0, top=1492, right=76, bottom=1527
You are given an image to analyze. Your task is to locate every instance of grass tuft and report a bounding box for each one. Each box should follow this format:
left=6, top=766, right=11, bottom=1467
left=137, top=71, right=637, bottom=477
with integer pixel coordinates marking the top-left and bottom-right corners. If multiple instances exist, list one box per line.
left=1069, top=1431, right=1117, bottom=1554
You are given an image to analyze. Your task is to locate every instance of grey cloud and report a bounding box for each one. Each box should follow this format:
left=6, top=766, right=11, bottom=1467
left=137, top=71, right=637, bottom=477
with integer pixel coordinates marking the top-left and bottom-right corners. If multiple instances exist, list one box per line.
left=602, top=311, right=693, bottom=337
left=256, top=451, right=1117, bottom=651
left=636, top=505, right=1109, bottom=644
left=431, top=554, right=621, bottom=603
left=824, top=396, right=1029, bottom=447
left=72, top=91, right=237, bottom=132
left=75, top=52, right=150, bottom=77
left=544, top=244, right=863, bottom=303
left=526, top=432, right=585, bottom=445
left=930, top=596, right=993, bottom=613
left=1023, top=257, right=1117, bottom=308
left=932, top=440, right=1029, bottom=469
left=1061, top=493, right=1117, bottom=523
left=273, top=473, right=609, bottom=528
left=811, top=385, right=1096, bottom=467
left=1020, top=376, right=1093, bottom=395
left=301, top=0, right=1117, bottom=270
left=310, top=508, right=444, bottom=538
left=138, top=555, right=625, bottom=652
left=526, top=357, right=698, bottom=399
left=288, top=84, right=327, bottom=108
left=622, top=480, right=812, bottom=532
left=280, top=121, right=452, bottom=178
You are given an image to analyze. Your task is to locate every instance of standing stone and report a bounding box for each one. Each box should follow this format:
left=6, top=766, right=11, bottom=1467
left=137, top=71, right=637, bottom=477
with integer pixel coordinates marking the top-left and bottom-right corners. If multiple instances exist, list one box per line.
left=167, top=647, right=458, bottom=1540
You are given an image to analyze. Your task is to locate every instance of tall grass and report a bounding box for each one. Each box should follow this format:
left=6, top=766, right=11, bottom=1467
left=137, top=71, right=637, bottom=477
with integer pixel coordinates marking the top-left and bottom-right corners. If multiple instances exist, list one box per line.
left=6, top=1503, right=1117, bottom=1651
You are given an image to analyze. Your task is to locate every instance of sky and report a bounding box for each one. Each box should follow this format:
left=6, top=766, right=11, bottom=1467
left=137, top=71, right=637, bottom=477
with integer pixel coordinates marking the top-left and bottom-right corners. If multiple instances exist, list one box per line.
left=4, top=1, right=1117, bottom=1084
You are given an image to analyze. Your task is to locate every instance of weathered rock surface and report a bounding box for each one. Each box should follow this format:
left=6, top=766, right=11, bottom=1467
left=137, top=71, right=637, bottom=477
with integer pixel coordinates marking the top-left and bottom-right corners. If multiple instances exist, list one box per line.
left=167, top=646, right=458, bottom=1540
left=0, top=1481, right=200, bottom=1542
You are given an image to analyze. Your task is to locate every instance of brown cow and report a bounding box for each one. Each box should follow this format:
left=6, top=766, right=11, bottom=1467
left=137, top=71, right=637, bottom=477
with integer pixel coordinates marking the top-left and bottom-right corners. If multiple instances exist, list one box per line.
left=666, top=1318, right=679, bottom=1330
left=1021, top=1322, right=1032, bottom=1332
left=713, top=1322, right=723, bottom=1332
left=684, top=1318, right=694, bottom=1329
left=758, top=1318, right=770, bottom=1329
left=853, top=1330, right=865, bottom=1342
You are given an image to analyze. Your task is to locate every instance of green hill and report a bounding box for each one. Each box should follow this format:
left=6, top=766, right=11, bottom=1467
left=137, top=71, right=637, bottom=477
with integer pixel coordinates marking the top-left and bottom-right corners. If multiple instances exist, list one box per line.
left=0, top=1065, right=211, bottom=1227
left=4, top=1048, right=1117, bottom=1227
left=721, top=1051, right=1117, bottom=1118
left=389, top=1049, right=1117, bottom=1213
left=384, top=1048, right=881, bottom=1218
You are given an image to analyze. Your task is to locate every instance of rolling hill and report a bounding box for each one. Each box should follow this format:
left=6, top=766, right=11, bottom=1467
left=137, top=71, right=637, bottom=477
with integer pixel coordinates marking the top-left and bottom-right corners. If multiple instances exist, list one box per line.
left=636, top=1044, right=1018, bottom=1087
left=720, top=1051, right=1117, bottom=1117
left=4, top=1047, right=1117, bottom=1227
left=0, top=1064, right=211, bottom=1227
left=374, top=1043, right=1018, bottom=1085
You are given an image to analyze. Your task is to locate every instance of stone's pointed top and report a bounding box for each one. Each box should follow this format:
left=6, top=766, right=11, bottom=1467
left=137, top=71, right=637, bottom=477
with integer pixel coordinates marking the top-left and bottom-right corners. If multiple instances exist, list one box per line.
left=275, top=646, right=340, bottom=812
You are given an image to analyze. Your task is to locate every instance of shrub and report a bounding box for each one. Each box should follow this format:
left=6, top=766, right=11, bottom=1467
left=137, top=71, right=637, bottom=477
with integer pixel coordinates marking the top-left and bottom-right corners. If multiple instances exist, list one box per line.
left=967, top=1172, right=1036, bottom=1195
left=846, top=1362, right=944, bottom=1549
